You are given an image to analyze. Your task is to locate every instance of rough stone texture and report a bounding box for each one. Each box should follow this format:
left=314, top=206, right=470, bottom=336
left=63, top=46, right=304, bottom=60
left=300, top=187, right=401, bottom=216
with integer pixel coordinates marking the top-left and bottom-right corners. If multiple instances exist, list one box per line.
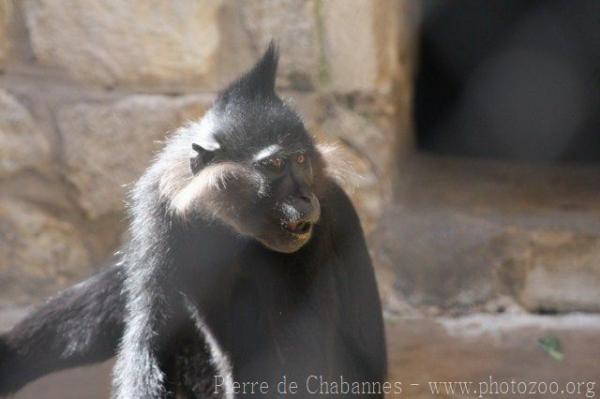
left=58, top=94, right=213, bottom=219
left=315, top=99, right=394, bottom=230
left=0, top=89, right=51, bottom=178
left=321, top=0, right=402, bottom=93
left=373, top=155, right=600, bottom=314
left=22, top=0, right=223, bottom=87
left=316, top=96, right=396, bottom=180
left=0, top=199, right=91, bottom=306
left=236, top=0, right=321, bottom=91
left=19, top=0, right=416, bottom=95
left=0, top=0, right=9, bottom=65
left=372, top=207, right=503, bottom=310
left=514, top=232, right=600, bottom=313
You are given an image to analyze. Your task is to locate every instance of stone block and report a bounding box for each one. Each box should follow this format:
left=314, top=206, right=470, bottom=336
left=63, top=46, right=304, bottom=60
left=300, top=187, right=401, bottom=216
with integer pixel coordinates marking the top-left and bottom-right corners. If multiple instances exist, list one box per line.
left=58, top=94, right=212, bottom=218
left=0, top=89, right=51, bottom=178
left=23, top=0, right=223, bottom=87
left=0, top=199, right=91, bottom=306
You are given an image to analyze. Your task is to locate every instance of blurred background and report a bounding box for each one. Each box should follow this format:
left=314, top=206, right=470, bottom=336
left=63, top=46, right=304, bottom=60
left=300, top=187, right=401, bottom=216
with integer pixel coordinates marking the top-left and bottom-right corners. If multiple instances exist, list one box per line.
left=0, top=0, right=598, bottom=397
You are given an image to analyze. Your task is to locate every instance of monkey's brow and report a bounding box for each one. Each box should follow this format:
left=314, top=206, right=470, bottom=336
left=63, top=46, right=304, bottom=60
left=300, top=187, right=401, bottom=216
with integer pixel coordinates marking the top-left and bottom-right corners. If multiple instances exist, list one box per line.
left=253, top=144, right=283, bottom=162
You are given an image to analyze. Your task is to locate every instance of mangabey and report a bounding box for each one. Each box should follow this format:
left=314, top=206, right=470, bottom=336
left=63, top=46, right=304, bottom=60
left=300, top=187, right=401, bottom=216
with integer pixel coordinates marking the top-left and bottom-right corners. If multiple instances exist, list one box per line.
left=0, top=44, right=386, bottom=398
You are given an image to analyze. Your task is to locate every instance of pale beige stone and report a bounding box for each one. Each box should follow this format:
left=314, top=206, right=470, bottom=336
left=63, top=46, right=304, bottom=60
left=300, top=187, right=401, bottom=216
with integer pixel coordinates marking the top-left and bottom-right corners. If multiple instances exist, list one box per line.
left=0, top=89, right=51, bottom=178
left=517, top=232, right=600, bottom=313
left=236, top=0, right=321, bottom=90
left=317, top=100, right=393, bottom=176
left=58, top=94, right=212, bottom=218
left=23, top=0, right=223, bottom=87
left=318, top=100, right=394, bottom=222
left=373, top=156, right=600, bottom=313
left=0, top=0, right=9, bottom=65
left=321, top=0, right=402, bottom=92
left=0, top=199, right=91, bottom=306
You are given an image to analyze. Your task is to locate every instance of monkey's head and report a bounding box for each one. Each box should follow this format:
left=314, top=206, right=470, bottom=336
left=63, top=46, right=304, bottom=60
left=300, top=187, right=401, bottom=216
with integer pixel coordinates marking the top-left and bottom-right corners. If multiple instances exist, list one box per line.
left=163, top=43, right=327, bottom=253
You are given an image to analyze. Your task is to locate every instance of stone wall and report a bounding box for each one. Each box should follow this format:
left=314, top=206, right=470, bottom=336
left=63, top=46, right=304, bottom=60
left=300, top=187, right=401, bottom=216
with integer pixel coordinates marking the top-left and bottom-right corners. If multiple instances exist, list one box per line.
left=0, top=0, right=416, bottom=306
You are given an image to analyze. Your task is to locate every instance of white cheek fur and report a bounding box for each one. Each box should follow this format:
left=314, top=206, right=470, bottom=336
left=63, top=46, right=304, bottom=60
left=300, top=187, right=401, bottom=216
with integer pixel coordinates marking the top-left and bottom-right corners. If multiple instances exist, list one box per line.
left=168, top=162, right=266, bottom=221
left=316, top=143, right=360, bottom=193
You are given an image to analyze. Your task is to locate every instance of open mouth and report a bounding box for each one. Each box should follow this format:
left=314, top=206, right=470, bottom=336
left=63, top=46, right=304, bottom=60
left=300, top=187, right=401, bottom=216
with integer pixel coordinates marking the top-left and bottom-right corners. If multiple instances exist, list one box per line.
left=282, top=220, right=312, bottom=235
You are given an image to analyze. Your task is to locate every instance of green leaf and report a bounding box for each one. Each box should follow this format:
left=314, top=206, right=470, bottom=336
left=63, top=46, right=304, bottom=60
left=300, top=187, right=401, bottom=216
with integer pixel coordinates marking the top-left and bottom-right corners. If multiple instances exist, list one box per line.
left=538, top=335, right=564, bottom=361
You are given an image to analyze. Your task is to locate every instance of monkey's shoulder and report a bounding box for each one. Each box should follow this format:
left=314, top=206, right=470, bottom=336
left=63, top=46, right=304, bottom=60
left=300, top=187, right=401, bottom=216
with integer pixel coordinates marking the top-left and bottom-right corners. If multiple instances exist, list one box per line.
left=319, top=181, right=365, bottom=239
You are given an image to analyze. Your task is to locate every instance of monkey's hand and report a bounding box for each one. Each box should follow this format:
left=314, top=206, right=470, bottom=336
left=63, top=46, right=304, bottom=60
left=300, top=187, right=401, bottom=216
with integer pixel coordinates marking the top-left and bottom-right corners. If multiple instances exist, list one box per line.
left=0, top=265, right=125, bottom=395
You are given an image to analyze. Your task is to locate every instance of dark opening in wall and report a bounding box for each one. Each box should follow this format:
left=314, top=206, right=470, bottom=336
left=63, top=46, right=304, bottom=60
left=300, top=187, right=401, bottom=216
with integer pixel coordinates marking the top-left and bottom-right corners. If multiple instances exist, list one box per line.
left=415, top=0, right=600, bottom=162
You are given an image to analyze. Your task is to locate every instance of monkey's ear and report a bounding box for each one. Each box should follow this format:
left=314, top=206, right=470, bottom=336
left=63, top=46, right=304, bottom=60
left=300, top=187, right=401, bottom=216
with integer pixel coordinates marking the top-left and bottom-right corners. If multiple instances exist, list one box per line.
left=217, top=41, right=279, bottom=101
left=190, top=143, right=216, bottom=175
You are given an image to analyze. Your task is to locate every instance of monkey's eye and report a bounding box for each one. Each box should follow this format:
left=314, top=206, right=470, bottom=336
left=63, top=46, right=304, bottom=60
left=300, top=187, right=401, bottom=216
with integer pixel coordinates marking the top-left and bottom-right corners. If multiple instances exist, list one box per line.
left=296, top=153, right=305, bottom=164
left=257, top=156, right=286, bottom=176
left=267, top=157, right=284, bottom=170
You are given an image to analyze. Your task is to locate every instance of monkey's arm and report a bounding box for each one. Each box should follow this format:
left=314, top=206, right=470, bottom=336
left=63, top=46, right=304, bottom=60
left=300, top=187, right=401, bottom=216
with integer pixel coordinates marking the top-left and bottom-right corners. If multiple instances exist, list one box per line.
left=327, top=183, right=387, bottom=393
left=112, top=255, right=172, bottom=398
left=111, top=190, right=195, bottom=399
left=0, top=265, right=125, bottom=395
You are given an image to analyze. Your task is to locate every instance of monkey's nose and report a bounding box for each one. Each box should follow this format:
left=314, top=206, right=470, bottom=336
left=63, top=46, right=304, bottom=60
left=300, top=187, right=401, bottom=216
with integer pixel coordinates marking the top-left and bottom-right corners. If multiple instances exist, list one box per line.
left=283, top=220, right=312, bottom=235
left=293, top=191, right=315, bottom=209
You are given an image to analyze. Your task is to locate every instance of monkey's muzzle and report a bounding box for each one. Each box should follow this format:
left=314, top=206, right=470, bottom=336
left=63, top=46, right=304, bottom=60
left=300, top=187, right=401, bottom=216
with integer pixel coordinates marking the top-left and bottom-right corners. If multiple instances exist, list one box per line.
left=280, top=194, right=320, bottom=237
left=282, top=220, right=312, bottom=235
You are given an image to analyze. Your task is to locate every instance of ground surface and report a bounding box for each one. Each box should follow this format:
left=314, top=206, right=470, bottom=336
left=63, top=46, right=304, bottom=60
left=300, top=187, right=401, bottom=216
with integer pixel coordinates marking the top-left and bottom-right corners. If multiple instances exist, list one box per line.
left=3, top=311, right=600, bottom=399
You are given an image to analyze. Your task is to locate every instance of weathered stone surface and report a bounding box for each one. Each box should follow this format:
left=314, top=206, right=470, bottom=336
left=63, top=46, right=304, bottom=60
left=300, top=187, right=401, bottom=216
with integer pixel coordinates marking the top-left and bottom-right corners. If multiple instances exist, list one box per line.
left=373, top=155, right=600, bottom=314
left=395, top=154, right=600, bottom=217
left=19, top=0, right=412, bottom=93
left=374, top=208, right=600, bottom=314
left=315, top=97, right=395, bottom=178
left=372, top=207, right=504, bottom=310
left=58, top=94, right=212, bottom=219
left=321, top=0, right=403, bottom=93
left=0, top=199, right=91, bottom=306
left=236, top=0, right=321, bottom=91
left=23, top=0, right=223, bottom=87
left=510, top=232, right=600, bottom=313
left=0, top=89, right=51, bottom=178
left=313, top=97, right=396, bottom=230
left=0, top=0, right=10, bottom=65
left=207, top=0, right=381, bottom=92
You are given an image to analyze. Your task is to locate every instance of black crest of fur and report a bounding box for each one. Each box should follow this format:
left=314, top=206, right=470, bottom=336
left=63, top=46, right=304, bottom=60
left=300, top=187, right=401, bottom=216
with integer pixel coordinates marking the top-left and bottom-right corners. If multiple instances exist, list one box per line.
left=217, top=42, right=279, bottom=104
